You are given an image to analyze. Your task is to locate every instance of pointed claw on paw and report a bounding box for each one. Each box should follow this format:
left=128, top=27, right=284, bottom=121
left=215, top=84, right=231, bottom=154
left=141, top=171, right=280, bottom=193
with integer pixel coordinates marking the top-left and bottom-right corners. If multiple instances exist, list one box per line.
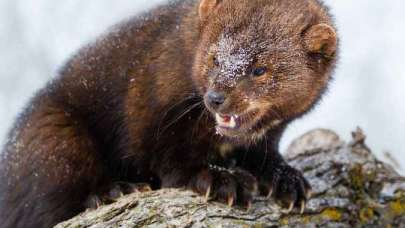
left=129, top=183, right=152, bottom=193
left=227, top=196, right=234, bottom=207
left=96, top=200, right=101, bottom=208
left=139, top=185, right=152, bottom=192
left=266, top=188, right=273, bottom=199
left=306, top=189, right=313, bottom=199
left=204, top=186, right=211, bottom=202
left=190, top=167, right=257, bottom=207
left=287, top=202, right=294, bottom=213
left=300, top=200, right=306, bottom=214
left=281, top=201, right=295, bottom=214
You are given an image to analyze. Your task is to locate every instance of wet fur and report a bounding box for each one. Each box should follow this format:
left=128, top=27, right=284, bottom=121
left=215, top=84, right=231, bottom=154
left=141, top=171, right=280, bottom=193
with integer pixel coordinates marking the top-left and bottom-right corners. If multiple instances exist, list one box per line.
left=0, top=0, right=337, bottom=227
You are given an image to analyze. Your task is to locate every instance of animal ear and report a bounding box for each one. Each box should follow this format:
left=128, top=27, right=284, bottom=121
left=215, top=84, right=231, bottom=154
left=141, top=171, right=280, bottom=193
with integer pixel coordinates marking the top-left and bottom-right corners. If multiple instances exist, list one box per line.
left=199, top=0, right=220, bottom=21
left=303, top=23, right=337, bottom=58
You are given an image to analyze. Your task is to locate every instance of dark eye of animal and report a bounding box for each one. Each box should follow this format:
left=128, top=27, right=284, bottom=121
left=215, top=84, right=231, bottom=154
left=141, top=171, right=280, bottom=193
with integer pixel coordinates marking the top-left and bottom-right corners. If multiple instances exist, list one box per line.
left=252, top=66, right=267, bottom=77
left=213, top=56, right=219, bottom=66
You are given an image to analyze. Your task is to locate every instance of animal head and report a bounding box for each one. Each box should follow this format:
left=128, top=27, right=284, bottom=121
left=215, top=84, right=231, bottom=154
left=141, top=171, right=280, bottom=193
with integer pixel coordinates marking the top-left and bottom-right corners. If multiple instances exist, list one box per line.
left=192, top=0, right=338, bottom=142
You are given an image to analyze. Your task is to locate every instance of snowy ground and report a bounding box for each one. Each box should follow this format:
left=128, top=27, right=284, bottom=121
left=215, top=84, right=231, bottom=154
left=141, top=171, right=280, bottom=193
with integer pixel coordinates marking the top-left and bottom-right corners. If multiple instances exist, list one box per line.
left=0, top=0, right=404, bottom=173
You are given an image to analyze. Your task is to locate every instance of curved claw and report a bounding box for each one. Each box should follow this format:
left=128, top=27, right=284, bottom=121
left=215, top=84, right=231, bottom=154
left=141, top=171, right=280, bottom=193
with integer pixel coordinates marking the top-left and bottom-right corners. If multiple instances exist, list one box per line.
left=306, top=189, right=313, bottom=199
left=300, top=200, right=306, bottom=214
left=192, top=167, right=258, bottom=207
left=287, top=202, right=295, bottom=213
left=204, top=186, right=211, bottom=202
left=280, top=201, right=295, bottom=214
left=138, top=185, right=152, bottom=193
left=95, top=199, right=102, bottom=208
left=266, top=188, right=273, bottom=199
left=227, top=195, right=234, bottom=207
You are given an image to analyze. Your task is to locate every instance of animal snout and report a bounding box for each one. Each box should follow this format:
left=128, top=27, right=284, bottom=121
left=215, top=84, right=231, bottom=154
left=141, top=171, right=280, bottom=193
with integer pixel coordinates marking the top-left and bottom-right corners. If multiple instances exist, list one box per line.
left=205, top=90, right=226, bottom=110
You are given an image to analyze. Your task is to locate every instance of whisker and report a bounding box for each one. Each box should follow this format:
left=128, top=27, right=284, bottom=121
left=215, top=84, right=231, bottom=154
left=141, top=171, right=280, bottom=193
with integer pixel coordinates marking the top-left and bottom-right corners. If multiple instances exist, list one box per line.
left=159, top=94, right=199, bottom=123
left=157, top=101, right=203, bottom=138
left=260, top=134, right=269, bottom=173
left=190, top=103, right=208, bottom=144
left=155, top=95, right=201, bottom=138
left=268, top=107, right=283, bottom=121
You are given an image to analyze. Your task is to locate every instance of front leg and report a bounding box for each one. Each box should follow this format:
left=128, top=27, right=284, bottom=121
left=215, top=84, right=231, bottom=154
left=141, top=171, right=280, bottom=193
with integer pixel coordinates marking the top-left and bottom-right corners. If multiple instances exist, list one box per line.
left=258, top=150, right=312, bottom=213
left=232, top=129, right=312, bottom=213
left=158, top=160, right=258, bottom=208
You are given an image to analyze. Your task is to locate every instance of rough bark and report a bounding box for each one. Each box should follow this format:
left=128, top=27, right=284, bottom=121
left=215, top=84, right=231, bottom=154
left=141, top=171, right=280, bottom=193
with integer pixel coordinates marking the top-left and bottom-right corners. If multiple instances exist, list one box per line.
left=55, top=128, right=405, bottom=227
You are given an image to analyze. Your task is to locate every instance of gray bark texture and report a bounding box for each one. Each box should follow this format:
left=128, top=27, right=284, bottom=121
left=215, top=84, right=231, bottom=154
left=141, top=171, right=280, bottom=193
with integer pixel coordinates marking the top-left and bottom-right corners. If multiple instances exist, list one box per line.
left=55, top=128, right=405, bottom=227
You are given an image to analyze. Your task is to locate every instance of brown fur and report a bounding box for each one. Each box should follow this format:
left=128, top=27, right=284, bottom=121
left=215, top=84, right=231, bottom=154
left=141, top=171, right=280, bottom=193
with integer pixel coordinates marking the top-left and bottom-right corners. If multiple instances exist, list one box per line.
left=0, top=0, right=338, bottom=227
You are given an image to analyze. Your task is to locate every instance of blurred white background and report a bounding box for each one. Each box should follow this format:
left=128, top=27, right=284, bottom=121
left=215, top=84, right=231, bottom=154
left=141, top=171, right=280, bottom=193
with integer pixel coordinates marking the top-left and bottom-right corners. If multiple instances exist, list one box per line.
left=0, top=0, right=404, bottom=173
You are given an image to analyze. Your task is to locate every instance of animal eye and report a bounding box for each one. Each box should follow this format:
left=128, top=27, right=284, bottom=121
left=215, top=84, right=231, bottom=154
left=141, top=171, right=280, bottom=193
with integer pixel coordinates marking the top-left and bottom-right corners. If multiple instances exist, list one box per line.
left=252, top=66, right=267, bottom=77
left=213, top=56, right=219, bottom=66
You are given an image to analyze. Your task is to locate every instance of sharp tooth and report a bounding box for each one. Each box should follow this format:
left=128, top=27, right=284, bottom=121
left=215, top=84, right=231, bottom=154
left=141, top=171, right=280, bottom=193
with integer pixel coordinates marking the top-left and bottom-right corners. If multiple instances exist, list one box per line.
left=216, top=114, right=226, bottom=127
left=216, top=113, right=237, bottom=128
left=229, top=116, right=236, bottom=128
left=215, top=113, right=222, bottom=123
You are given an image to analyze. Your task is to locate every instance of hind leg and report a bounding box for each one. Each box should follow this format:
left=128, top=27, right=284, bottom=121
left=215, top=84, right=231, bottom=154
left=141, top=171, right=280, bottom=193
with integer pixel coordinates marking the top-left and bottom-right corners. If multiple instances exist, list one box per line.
left=0, top=99, right=106, bottom=228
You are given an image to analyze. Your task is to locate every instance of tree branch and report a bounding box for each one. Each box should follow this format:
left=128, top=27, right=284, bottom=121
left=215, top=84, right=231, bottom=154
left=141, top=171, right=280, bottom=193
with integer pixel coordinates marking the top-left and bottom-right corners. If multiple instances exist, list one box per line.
left=56, top=128, right=405, bottom=227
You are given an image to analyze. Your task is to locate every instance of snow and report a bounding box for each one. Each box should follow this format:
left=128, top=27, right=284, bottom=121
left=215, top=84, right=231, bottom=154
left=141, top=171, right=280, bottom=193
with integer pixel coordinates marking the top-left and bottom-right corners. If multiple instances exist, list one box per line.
left=0, top=0, right=404, bottom=173
left=214, top=34, right=255, bottom=87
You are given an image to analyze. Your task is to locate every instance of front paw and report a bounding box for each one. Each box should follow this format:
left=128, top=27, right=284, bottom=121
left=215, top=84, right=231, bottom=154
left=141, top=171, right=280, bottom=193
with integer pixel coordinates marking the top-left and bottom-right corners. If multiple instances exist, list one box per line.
left=188, top=165, right=258, bottom=208
left=260, top=164, right=312, bottom=213
left=85, top=182, right=152, bottom=210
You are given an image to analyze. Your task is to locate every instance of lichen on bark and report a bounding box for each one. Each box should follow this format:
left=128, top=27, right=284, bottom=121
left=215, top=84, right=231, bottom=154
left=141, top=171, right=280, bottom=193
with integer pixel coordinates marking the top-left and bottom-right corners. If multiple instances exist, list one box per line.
left=56, top=128, right=405, bottom=228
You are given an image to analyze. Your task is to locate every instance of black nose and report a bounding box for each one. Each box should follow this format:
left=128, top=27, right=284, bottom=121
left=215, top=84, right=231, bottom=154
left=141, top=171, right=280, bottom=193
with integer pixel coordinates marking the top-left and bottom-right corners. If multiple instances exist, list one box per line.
left=206, top=90, right=225, bottom=107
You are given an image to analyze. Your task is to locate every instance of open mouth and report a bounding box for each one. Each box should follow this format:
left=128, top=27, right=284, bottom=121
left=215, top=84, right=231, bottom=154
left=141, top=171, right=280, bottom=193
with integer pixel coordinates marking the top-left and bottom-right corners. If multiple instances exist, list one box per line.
left=214, top=109, right=260, bottom=137
left=215, top=113, right=239, bottom=129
